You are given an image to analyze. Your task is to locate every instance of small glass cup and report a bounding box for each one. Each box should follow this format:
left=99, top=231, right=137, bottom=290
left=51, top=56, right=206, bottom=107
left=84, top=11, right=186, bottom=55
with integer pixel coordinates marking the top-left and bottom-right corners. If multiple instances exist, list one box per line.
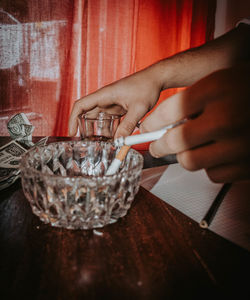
left=78, top=111, right=122, bottom=141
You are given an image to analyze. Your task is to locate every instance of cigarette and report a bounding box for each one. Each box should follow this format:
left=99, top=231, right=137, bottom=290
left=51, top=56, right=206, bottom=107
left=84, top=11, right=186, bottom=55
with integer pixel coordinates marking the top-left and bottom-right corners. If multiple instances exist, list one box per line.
left=114, top=119, right=187, bottom=147
left=106, top=118, right=187, bottom=175
left=106, top=145, right=130, bottom=175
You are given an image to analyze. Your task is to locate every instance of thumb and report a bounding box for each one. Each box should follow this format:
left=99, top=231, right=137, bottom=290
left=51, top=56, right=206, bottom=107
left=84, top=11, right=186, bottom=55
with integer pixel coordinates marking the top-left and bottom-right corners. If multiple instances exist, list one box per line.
left=115, top=104, right=148, bottom=138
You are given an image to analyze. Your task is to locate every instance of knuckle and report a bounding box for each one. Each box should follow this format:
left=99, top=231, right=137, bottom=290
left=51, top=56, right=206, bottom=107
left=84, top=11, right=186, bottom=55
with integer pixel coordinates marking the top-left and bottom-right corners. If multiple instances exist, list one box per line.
left=166, top=131, right=179, bottom=152
left=135, top=102, right=150, bottom=112
left=101, top=86, right=117, bottom=102
left=119, top=122, right=136, bottom=136
left=124, top=121, right=136, bottom=133
left=74, top=99, right=83, bottom=111
left=177, top=151, right=199, bottom=171
left=167, top=125, right=190, bottom=153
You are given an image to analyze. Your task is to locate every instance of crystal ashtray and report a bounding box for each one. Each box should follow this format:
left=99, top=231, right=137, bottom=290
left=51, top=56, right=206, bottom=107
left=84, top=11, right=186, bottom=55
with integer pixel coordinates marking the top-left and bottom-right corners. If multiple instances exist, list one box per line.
left=20, top=141, right=143, bottom=230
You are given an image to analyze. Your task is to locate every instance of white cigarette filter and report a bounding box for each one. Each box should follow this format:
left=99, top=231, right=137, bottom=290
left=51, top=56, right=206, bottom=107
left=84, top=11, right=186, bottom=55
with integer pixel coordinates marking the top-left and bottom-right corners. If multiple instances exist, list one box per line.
left=106, top=119, right=187, bottom=175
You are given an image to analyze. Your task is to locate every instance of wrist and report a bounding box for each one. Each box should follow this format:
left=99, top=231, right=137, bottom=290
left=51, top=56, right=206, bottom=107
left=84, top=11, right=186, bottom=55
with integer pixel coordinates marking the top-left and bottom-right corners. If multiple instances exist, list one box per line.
left=148, top=58, right=176, bottom=91
left=143, top=59, right=171, bottom=91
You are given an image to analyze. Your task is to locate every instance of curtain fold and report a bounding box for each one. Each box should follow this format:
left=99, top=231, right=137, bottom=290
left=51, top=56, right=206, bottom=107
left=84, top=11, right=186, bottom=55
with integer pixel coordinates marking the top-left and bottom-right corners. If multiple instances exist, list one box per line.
left=54, top=0, right=87, bottom=136
left=134, top=0, right=216, bottom=116
left=0, top=0, right=216, bottom=137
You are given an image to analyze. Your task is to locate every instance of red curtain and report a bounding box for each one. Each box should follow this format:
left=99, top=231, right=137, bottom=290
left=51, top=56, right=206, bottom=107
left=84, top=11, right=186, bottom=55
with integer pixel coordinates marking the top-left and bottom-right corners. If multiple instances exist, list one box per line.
left=0, top=0, right=216, bottom=137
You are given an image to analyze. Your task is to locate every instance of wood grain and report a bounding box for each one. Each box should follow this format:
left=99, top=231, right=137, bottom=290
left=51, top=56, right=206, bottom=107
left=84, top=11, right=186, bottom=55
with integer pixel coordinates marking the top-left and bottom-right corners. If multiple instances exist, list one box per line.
left=0, top=136, right=249, bottom=299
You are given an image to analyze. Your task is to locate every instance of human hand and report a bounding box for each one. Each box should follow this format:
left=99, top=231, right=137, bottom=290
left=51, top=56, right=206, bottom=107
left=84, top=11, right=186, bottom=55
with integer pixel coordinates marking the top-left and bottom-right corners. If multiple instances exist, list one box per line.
left=68, top=66, right=162, bottom=138
left=141, top=64, right=250, bottom=183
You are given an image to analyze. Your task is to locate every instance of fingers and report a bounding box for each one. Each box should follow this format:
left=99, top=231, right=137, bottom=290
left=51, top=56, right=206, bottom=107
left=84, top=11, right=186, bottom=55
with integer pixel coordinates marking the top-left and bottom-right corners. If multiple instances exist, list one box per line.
left=143, top=66, right=250, bottom=182
left=148, top=114, right=210, bottom=157
left=205, top=161, right=250, bottom=183
left=140, top=92, right=191, bottom=133
left=141, top=69, right=227, bottom=134
left=115, top=103, right=150, bottom=138
left=176, top=134, right=250, bottom=171
left=68, top=87, right=117, bottom=136
left=148, top=92, right=250, bottom=159
left=68, top=96, right=98, bottom=136
left=69, top=92, right=149, bottom=138
left=140, top=79, right=212, bottom=133
left=148, top=101, right=247, bottom=159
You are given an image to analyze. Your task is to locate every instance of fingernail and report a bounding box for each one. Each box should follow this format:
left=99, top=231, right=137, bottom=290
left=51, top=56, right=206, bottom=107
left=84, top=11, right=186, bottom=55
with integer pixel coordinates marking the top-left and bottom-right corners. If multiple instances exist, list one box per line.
left=149, top=143, right=160, bottom=158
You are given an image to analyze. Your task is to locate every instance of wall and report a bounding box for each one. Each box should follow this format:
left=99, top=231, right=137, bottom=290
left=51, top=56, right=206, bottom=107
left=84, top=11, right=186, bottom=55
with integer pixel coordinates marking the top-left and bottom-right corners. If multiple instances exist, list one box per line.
left=215, top=0, right=250, bottom=37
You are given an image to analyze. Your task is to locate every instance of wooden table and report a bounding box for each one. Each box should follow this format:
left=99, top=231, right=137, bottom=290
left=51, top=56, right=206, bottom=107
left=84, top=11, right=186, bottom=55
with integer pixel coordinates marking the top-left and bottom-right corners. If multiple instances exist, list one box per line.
left=0, top=137, right=249, bottom=299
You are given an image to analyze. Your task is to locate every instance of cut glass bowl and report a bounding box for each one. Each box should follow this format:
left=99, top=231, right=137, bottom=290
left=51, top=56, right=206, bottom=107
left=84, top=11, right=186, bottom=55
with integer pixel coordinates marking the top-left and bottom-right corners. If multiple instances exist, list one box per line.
left=20, top=141, right=143, bottom=230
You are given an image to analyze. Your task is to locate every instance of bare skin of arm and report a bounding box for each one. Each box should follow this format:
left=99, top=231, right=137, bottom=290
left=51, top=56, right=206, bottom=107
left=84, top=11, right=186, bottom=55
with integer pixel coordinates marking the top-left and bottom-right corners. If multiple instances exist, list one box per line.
left=141, top=62, right=250, bottom=183
left=69, top=24, right=250, bottom=137
left=69, top=23, right=250, bottom=182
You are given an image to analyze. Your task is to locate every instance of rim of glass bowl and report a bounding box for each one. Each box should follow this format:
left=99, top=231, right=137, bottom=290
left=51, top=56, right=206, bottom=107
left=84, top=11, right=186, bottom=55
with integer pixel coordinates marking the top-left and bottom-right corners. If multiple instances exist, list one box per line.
left=78, top=111, right=122, bottom=121
left=19, top=140, right=143, bottom=180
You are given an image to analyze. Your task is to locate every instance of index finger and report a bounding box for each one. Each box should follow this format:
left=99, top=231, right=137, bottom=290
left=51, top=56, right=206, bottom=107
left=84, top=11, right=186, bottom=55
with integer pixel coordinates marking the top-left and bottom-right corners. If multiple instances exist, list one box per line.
left=68, top=88, right=116, bottom=136
left=68, top=98, right=95, bottom=136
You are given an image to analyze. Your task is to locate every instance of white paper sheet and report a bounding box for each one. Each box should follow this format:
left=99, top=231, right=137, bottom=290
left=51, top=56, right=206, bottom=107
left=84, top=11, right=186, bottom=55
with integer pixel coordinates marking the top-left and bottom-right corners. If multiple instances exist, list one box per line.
left=143, top=164, right=250, bottom=251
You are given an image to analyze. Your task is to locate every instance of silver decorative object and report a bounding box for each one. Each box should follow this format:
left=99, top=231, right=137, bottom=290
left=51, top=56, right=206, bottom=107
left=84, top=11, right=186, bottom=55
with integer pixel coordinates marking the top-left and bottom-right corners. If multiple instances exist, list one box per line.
left=7, top=113, right=34, bottom=146
left=0, top=112, right=48, bottom=191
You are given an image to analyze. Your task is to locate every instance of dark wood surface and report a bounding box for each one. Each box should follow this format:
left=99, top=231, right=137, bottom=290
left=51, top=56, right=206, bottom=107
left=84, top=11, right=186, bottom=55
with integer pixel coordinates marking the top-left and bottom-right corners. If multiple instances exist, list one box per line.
left=0, top=137, right=249, bottom=300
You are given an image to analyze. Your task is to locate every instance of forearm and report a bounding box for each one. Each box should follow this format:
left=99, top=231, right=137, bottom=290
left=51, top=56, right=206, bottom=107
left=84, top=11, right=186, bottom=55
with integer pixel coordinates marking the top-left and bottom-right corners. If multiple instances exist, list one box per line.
left=148, top=23, right=250, bottom=90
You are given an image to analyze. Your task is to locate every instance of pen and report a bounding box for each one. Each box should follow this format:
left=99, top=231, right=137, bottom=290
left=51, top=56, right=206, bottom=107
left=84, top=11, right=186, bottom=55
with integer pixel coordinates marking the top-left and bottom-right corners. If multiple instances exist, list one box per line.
left=106, top=118, right=187, bottom=175
left=199, top=183, right=232, bottom=228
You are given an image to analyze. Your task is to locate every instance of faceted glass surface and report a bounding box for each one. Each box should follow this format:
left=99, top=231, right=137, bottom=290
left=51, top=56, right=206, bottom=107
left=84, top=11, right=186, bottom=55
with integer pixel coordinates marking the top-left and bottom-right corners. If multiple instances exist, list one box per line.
left=78, top=111, right=122, bottom=141
left=20, top=141, right=143, bottom=229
